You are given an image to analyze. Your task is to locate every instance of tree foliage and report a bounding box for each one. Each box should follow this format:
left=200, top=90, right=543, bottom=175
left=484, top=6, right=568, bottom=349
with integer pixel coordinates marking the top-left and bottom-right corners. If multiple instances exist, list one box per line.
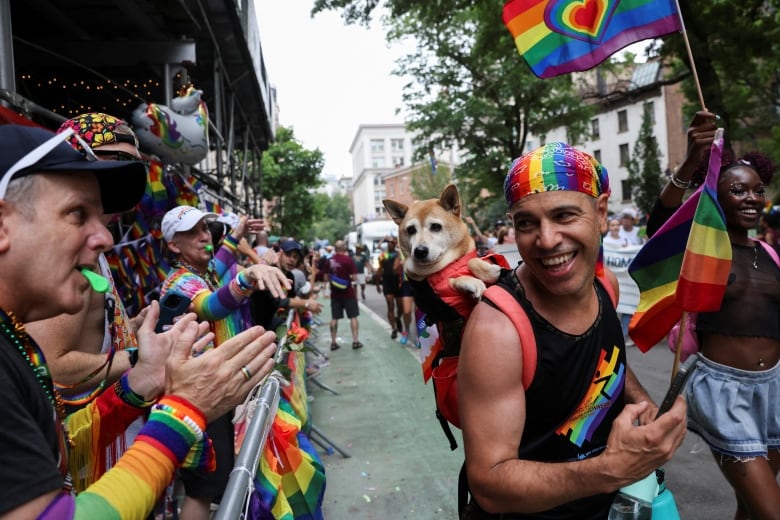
left=409, top=162, right=453, bottom=200
left=306, top=191, right=354, bottom=244
left=659, top=1, right=780, bottom=161
left=392, top=3, right=592, bottom=212
left=627, top=107, right=664, bottom=217
left=260, top=126, right=325, bottom=238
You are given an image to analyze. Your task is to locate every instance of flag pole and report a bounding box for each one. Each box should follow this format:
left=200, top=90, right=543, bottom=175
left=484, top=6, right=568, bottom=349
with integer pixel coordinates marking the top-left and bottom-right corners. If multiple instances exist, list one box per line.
left=673, top=0, right=707, bottom=111
left=671, top=312, right=686, bottom=380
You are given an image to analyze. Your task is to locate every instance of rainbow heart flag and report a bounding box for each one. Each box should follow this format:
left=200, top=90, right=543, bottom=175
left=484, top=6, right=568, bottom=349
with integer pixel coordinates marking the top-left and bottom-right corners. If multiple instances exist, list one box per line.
left=503, top=0, right=682, bottom=79
left=628, top=129, right=731, bottom=352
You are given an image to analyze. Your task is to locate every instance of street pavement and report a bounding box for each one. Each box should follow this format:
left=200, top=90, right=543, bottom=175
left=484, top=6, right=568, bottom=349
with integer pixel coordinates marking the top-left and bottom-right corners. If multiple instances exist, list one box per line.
left=307, top=286, right=737, bottom=519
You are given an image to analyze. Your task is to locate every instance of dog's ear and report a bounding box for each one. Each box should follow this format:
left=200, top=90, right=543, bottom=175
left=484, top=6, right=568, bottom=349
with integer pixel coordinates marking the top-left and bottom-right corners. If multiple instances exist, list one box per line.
left=439, top=184, right=461, bottom=217
left=383, top=199, right=408, bottom=224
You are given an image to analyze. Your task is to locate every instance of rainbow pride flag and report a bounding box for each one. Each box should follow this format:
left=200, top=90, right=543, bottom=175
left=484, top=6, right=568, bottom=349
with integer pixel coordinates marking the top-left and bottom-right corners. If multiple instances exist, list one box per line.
left=502, top=0, right=682, bottom=79
left=628, top=129, right=730, bottom=351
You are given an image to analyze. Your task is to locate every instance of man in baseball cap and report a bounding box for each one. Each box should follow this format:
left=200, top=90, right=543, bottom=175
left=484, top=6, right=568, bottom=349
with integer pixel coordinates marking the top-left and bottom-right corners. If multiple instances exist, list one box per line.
left=0, top=123, right=282, bottom=519
left=0, top=124, right=146, bottom=214
left=161, top=205, right=218, bottom=242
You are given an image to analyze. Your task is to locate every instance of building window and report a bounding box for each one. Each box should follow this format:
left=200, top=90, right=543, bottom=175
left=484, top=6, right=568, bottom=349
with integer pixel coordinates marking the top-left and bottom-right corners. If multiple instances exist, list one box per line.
left=617, top=110, right=628, bottom=133
left=621, top=179, right=633, bottom=202
left=392, top=155, right=404, bottom=167
left=370, top=139, right=385, bottom=154
left=591, top=118, right=600, bottom=139
left=372, top=157, right=386, bottom=168
left=539, top=134, right=547, bottom=146
left=391, top=138, right=404, bottom=152
left=593, top=149, right=601, bottom=162
left=619, top=143, right=629, bottom=166
left=643, top=101, right=655, bottom=124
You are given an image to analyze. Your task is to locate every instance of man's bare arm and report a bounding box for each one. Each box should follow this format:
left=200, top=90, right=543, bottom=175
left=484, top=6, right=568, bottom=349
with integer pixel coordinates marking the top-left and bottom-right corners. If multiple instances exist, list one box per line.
left=26, top=294, right=129, bottom=390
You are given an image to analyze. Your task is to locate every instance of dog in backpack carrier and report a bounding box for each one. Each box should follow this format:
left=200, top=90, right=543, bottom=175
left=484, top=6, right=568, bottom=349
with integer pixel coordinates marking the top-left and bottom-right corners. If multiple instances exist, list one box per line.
left=383, top=185, right=510, bottom=440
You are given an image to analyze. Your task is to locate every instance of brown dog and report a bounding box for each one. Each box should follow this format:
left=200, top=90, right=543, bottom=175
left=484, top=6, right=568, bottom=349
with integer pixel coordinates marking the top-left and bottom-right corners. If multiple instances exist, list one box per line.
left=383, top=184, right=507, bottom=307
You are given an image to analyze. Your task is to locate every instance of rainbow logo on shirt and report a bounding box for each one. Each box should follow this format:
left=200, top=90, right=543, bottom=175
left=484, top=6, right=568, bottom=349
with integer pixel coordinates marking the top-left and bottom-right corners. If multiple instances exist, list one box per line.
left=556, top=345, right=624, bottom=447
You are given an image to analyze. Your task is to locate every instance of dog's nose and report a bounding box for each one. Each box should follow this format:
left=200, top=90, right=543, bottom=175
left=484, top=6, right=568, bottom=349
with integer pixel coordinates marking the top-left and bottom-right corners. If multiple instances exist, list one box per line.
left=414, top=246, right=429, bottom=259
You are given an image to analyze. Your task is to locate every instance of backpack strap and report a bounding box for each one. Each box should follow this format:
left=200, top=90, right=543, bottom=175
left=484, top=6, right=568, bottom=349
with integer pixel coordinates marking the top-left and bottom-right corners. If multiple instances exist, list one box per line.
left=757, top=239, right=780, bottom=267
left=483, top=284, right=537, bottom=390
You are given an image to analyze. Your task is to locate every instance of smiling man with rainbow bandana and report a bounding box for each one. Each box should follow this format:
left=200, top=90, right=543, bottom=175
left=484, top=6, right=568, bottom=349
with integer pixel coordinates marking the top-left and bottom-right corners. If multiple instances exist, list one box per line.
left=458, top=142, right=688, bottom=519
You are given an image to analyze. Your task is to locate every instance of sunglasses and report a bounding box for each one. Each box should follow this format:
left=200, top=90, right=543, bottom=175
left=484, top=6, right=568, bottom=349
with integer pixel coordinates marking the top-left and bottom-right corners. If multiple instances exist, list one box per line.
left=0, top=128, right=101, bottom=199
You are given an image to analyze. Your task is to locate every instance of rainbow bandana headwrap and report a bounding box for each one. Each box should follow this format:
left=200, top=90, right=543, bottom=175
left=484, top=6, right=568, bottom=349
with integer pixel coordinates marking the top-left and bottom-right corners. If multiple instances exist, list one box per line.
left=504, top=142, right=610, bottom=208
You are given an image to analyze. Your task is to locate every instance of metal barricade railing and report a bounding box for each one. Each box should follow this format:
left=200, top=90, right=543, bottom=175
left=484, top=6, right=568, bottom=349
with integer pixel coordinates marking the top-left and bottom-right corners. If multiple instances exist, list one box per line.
left=215, top=309, right=295, bottom=520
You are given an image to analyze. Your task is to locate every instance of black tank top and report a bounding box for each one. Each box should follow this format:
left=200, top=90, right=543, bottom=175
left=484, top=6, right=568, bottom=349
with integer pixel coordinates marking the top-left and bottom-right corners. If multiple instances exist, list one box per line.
left=696, top=243, right=780, bottom=338
left=473, top=269, right=625, bottom=519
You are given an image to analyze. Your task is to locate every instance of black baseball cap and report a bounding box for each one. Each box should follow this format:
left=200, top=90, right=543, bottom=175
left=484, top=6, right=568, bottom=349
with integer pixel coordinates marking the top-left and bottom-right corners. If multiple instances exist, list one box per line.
left=0, top=125, right=146, bottom=213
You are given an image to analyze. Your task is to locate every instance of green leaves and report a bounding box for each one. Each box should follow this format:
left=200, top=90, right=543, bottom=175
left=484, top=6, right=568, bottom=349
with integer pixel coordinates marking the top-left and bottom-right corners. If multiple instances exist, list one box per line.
left=260, top=127, right=325, bottom=238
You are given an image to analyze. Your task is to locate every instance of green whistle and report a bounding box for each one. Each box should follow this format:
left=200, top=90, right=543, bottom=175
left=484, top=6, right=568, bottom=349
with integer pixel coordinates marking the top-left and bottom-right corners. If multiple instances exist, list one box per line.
left=80, top=268, right=110, bottom=293
left=205, top=244, right=214, bottom=252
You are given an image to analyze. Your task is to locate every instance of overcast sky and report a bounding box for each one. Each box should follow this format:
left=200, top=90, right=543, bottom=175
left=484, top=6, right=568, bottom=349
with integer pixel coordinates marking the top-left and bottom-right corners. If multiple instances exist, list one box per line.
left=255, top=2, right=407, bottom=179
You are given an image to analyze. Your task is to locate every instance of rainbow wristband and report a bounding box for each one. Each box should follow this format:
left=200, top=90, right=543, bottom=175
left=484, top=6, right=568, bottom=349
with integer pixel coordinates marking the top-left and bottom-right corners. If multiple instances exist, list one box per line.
left=114, top=371, right=156, bottom=408
left=236, top=271, right=253, bottom=291
left=140, top=396, right=214, bottom=471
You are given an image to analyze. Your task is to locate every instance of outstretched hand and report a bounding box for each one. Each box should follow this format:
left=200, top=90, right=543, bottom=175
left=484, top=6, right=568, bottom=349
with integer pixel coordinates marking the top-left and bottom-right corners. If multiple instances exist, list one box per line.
left=243, top=264, right=291, bottom=298
left=126, top=302, right=207, bottom=401
left=598, top=396, right=687, bottom=490
left=165, top=325, right=278, bottom=421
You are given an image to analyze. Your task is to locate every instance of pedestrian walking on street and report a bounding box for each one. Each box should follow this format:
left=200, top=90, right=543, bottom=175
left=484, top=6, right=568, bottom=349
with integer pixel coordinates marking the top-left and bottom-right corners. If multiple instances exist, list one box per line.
left=325, top=240, right=362, bottom=350
left=353, top=243, right=370, bottom=300
left=376, top=236, right=405, bottom=339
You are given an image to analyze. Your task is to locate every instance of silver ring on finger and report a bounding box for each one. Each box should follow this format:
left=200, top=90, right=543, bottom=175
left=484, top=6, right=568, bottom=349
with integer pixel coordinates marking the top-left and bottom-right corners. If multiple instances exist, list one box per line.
left=240, top=365, right=252, bottom=381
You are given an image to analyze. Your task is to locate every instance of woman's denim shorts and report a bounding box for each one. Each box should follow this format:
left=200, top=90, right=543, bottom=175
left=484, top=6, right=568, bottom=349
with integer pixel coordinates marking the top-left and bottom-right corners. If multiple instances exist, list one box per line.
left=685, top=354, right=780, bottom=458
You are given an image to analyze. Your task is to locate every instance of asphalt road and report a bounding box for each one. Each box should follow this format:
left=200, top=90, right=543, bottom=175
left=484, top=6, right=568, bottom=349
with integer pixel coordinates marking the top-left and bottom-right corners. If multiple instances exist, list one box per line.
left=349, top=281, right=738, bottom=518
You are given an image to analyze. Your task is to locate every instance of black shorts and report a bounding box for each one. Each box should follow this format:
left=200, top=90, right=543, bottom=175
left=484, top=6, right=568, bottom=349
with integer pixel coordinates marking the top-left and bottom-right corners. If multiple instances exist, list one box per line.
left=332, top=297, right=359, bottom=319
left=180, top=412, right=234, bottom=500
left=382, top=276, right=400, bottom=295
left=399, top=281, right=414, bottom=297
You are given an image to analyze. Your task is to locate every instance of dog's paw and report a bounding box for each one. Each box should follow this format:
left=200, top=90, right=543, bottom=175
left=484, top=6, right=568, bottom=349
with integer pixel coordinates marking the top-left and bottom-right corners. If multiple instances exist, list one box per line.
left=467, top=258, right=503, bottom=284
left=450, top=276, right=488, bottom=299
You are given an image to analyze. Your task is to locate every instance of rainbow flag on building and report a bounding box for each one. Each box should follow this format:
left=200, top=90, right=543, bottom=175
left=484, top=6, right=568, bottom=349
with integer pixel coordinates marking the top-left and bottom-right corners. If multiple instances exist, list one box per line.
left=628, top=129, right=731, bottom=351
left=502, top=0, right=682, bottom=79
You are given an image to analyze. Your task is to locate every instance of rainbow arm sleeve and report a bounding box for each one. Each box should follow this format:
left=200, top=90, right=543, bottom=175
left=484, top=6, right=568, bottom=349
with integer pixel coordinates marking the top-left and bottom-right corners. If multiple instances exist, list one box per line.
left=165, top=270, right=245, bottom=322
left=212, top=235, right=239, bottom=279
left=40, top=397, right=210, bottom=520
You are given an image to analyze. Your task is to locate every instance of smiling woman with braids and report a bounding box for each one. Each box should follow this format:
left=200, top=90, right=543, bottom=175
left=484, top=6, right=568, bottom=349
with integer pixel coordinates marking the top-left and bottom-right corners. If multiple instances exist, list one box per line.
left=647, top=112, right=780, bottom=520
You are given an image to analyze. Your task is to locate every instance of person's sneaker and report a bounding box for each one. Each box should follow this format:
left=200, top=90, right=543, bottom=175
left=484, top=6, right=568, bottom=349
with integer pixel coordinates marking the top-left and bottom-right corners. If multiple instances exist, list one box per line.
left=330, top=342, right=341, bottom=351
left=391, top=329, right=398, bottom=339
left=352, top=341, right=364, bottom=350
left=399, top=332, right=408, bottom=345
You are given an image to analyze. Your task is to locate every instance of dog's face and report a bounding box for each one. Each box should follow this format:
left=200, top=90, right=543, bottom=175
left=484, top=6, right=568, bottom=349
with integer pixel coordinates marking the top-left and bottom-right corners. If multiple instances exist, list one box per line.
left=383, top=184, right=474, bottom=280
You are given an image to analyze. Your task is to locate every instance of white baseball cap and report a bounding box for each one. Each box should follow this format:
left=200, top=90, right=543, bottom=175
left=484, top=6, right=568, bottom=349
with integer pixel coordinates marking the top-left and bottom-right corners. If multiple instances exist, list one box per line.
left=162, top=205, right=218, bottom=242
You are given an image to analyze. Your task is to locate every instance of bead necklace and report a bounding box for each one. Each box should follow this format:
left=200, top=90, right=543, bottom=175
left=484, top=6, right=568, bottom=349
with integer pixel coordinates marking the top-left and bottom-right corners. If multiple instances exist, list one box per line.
left=753, top=243, right=759, bottom=269
left=0, top=308, right=73, bottom=480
